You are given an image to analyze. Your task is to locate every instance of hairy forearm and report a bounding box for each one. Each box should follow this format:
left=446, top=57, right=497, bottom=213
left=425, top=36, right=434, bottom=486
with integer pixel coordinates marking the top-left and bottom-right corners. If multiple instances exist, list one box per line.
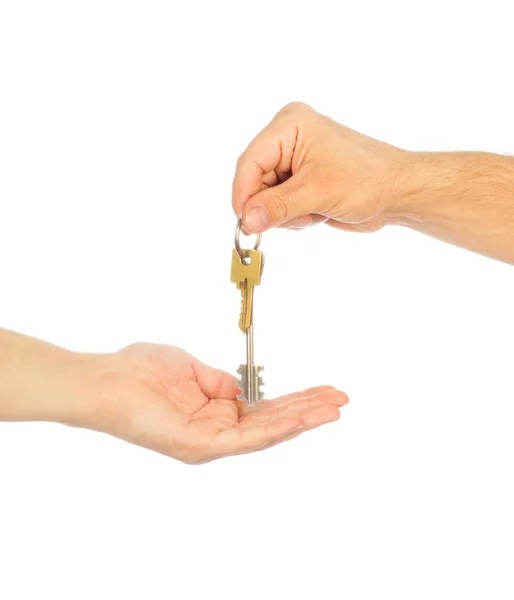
left=0, top=328, right=101, bottom=426
left=393, top=152, right=514, bottom=264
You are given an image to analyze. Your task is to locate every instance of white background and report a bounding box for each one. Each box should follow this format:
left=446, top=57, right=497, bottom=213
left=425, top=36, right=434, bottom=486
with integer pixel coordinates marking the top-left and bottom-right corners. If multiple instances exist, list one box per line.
left=1, top=1, right=513, bottom=598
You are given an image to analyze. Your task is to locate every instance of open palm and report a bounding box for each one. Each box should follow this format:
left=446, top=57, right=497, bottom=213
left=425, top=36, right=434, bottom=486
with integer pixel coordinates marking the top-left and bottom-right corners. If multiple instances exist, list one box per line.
left=98, top=343, right=348, bottom=463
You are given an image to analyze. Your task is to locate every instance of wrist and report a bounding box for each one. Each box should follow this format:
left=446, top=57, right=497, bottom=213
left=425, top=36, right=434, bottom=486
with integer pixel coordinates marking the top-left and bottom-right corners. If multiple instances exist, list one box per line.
left=0, top=329, right=110, bottom=428
left=43, top=351, right=113, bottom=430
left=386, top=150, right=478, bottom=226
left=383, top=151, right=434, bottom=224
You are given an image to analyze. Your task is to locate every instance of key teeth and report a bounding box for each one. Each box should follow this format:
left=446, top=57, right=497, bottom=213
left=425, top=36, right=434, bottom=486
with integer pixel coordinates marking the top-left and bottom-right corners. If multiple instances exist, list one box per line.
left=235, top=364, right=265, bottom=404
left=238, top=297, right=244, bottom=331
left=256, top=365, right=264, bottom=393
left=236, top=365, right=247, bottom=401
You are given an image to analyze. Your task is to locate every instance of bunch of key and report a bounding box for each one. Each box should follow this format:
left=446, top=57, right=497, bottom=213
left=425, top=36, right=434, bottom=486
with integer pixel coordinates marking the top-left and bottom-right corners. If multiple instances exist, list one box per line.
left=231, top=219, right=265, bottom=406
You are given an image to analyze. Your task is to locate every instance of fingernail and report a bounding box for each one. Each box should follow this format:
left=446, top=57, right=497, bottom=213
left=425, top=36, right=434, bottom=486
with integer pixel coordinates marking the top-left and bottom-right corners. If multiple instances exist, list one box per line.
left=245, top=207, right=268, bottom=232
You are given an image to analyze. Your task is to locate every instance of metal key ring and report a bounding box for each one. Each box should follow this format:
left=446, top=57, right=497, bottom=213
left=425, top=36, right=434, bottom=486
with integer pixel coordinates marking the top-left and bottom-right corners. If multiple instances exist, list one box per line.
left=234, top=218, right=262, bottom=259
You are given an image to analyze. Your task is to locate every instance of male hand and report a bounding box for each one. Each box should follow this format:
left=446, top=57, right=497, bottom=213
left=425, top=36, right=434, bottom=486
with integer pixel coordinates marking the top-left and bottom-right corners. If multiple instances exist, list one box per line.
left=232, top=102, right=406, bottom=234
left=89, top=343, right=348, bottom=464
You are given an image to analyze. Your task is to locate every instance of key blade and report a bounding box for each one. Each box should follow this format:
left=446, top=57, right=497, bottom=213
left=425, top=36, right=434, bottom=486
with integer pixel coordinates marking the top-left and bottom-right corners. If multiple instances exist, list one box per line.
left=238, top=284, right=253, bottom=333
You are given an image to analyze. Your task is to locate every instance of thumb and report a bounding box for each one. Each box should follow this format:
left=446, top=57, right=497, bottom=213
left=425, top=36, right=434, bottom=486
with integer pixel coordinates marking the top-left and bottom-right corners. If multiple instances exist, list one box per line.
left=242, top=173, right=319, bottom=233
left=193, top=360, right=239, bottom=400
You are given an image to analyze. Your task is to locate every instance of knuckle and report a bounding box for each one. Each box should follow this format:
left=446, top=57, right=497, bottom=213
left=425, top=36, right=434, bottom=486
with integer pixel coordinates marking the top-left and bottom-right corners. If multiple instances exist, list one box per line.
left=277, top=101, right=313, bottom=119
left=278, top=101, right=310, bottom=115
left=235, top=151, right=248, bottom=170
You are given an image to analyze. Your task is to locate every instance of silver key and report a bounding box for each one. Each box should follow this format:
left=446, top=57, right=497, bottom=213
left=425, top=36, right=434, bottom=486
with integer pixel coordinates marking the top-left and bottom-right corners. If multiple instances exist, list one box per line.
left=231, top=221, right=265, bottom=406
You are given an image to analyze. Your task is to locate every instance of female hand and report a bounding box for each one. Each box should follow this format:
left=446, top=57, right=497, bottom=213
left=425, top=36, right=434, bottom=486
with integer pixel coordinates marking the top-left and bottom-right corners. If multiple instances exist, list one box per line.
left=0, top=329, right=348, bottom=464
left=93, top=343, right=348, bottom=464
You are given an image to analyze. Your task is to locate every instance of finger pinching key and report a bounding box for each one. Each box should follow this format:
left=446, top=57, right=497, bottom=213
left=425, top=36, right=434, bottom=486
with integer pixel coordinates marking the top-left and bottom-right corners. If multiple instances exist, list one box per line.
left=231, top=220, right=265, bottom=406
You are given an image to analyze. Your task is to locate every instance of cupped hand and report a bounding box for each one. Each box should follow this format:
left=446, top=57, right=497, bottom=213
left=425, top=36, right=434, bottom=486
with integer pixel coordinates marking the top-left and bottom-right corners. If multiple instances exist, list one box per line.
left=92, top=343, right=348, bottom=464
left=232, top=102, right=408, bottom=234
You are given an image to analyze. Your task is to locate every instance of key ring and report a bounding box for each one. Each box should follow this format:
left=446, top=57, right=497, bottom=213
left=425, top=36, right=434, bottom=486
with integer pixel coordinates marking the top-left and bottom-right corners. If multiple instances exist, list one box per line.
left=234, top=218, right=262, bottom=259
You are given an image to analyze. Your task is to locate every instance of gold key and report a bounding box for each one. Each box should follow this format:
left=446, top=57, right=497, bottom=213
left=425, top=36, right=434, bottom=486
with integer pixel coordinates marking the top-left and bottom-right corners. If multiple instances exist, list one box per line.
left=230, top=248, right=264, bottom=332
left=231, top=220, right=265, bottom=406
